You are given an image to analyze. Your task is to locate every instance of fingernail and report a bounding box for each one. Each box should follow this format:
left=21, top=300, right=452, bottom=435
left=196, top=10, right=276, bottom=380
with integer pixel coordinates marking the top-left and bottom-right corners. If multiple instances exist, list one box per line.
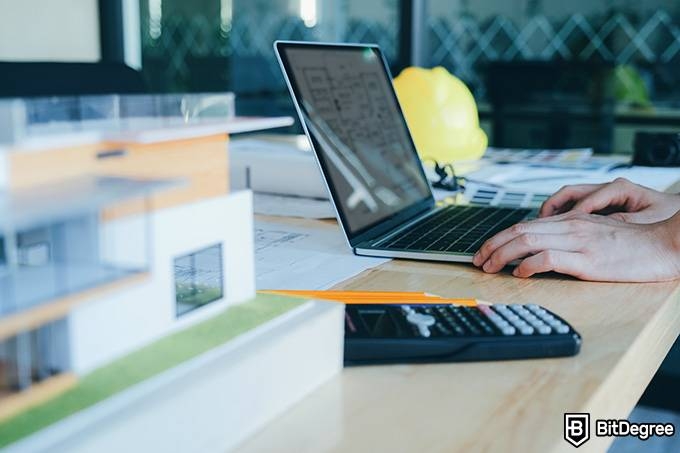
left=483, top=262, right=491, bottom=272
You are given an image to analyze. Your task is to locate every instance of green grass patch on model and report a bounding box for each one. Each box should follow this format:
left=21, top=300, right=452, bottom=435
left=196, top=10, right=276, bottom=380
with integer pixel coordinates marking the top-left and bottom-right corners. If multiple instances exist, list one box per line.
left=0, top=294, right=304, bottom=448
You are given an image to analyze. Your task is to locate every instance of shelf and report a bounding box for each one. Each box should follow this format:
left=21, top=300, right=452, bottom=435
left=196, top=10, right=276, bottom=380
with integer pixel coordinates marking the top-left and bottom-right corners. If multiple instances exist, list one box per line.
left=0, top=176, right=180, bottom=231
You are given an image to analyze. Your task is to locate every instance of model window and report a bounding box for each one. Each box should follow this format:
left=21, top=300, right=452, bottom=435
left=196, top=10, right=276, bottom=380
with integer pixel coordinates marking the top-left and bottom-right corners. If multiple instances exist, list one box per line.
left=0, top=236, right=6, bottom=268
left=174, top=243, right=224, bottom=317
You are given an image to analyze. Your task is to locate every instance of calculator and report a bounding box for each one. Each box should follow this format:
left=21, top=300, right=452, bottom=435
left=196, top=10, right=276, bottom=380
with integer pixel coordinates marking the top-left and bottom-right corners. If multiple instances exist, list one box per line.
left=344, top=303, right=581, bottom=365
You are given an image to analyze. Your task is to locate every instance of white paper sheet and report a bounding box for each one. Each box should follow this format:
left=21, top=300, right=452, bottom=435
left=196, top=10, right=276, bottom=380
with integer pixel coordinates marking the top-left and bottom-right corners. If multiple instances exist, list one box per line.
left=462, top=182, right=550, bottom=209
left=253, top=193, right=335, bottom=219
left=254, top=220, right=389, bottom=290
left=482, top=147, right=593, bottom=166
left=465, top=163, right=680, bottom=194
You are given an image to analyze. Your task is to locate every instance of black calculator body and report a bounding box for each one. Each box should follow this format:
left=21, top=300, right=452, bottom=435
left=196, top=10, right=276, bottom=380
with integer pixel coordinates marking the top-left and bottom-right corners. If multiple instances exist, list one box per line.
left=344, top=304, right=581, bottom=365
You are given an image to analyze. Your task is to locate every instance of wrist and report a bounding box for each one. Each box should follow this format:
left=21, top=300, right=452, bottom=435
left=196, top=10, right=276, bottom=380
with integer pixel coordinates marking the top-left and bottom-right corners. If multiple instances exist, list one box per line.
left=658, top=212, right=680, bottom=277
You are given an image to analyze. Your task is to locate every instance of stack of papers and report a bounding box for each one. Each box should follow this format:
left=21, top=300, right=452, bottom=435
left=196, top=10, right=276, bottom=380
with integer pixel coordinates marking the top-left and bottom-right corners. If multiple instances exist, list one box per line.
left=465, top=163, right=679, bottom=194
left=482, top=147, right=594, bottom=167
left=461, top=183, right=550, bottom=209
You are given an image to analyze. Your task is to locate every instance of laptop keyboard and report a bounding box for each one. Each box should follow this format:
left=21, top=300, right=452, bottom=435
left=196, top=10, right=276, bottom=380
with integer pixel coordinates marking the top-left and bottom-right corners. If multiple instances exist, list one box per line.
left=377, top=206, right=531, bottom=254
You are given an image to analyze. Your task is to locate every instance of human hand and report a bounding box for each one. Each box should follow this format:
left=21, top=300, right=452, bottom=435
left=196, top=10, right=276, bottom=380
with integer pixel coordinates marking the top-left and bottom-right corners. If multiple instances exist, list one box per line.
left=472, top=211, right=680, bottom=282
left=539, top=178, right=680, bottom=224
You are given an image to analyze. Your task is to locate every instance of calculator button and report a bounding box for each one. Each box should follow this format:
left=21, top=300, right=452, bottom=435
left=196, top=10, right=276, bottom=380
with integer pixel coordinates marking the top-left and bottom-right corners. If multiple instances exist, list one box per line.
left=407, top=312, right=436, bottom=326
left=487, top=313, right=502, bottom=322
left=441, top=314, right=465, bottom=335
left=535, top=325, right=552, bottom=335
left=500, top=325, right=517, bottom=336
left=490, top=316, right=507, bottom=327
left=544, top=316, right=567, bottom=329
left=554, top=324, right=570, bottom=334
left=457, top=308, right=482, bottom=335
left=477, top=305, right=493, bottom=315
left=549, top=322, right=569, bottom=334
left=518, top=325, right=535, bottom=335
left=492, top=305, right=511, bottom=316
left=525, top=317, right=545, bottom=328
left=509, top=318, right=533, bottom=334
left=532, top=307, right=548, bottom=316
left=402, top=306, right=415, bottom=315
left=467, top=326, right=482, bottom=335
left=478, top=305, right=516, bottom=335
left=516, top=308, right=531, bottom=318
left=405, top=312, right=436, bottom=338
left=435, top=324, right=452, bottom=336
left=524, top=315, right=540, bottom=325
left=478, top=305, right=501, bottom=321
left=539, top=314, right=556, bottom=323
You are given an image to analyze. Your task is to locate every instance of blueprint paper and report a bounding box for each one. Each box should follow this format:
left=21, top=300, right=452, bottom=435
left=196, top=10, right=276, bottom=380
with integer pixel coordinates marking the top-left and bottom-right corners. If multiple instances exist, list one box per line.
left=254, top=220, right=388, bottom=290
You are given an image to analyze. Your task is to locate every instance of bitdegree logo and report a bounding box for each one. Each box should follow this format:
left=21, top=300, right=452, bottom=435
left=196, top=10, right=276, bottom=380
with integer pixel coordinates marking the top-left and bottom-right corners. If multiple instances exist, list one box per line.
left=564, top=413, right=590, bottom=448
left=564, top=413, right=676, bottom=448
left=596, top=419, right=675, bottom=441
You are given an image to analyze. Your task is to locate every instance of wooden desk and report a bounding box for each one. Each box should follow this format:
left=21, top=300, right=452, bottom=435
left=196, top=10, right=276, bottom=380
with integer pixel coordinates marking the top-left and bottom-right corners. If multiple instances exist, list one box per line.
left=239, top=218, right=680, bottom=453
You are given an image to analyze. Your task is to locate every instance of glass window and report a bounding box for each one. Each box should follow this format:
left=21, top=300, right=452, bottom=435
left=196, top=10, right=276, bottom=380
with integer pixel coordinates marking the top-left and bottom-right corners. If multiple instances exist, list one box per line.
left=138, top=0, right=399, bottom=116
left=427, top=0, right=680, bottom=102
left=0, top=237, right=6, bottom=267
left=174, top=243, right=224, bottom=317
left=426, top=0, right=680, bottom=152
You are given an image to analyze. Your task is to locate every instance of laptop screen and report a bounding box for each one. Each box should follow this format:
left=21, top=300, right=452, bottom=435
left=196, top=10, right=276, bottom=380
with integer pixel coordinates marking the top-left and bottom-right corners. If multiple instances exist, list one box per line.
left=277, top=43, right=432, bottom=237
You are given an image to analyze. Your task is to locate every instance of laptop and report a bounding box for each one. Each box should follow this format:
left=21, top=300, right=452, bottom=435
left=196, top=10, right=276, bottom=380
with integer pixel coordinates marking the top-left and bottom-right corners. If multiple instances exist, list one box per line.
left=275, top=41, right=531, bottom=263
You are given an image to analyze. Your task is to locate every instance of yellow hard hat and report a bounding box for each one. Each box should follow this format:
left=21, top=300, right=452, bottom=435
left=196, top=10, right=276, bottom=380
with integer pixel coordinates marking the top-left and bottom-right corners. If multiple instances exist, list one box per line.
left=393, top=66, right=487, bottom=163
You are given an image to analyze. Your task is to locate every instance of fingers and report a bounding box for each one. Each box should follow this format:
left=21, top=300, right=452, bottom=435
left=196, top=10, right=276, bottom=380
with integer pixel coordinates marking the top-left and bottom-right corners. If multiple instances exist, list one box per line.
left=473, top=218, right=581, bottom=266
left=539, top=184, right=603, bottom=217
left=608, top=211, right=633, bottom=222
left=571, top=178, right=638, bottom=215
left=512, top=250, right=586, bottom=278
left=477, top=233, right=583, bottom=273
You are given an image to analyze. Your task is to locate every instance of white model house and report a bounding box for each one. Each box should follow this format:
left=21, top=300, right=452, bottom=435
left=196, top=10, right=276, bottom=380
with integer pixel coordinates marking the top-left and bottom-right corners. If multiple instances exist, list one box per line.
left=0, top=94, right=266, bottom=410
left=0, top=94, right=345, bottom=453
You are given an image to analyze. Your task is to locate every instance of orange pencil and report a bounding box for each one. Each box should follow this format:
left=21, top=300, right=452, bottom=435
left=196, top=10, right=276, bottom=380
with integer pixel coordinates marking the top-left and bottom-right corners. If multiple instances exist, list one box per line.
left=259, top=289, right=444, bottom=302
left=259, top=290, right=477, bottom=306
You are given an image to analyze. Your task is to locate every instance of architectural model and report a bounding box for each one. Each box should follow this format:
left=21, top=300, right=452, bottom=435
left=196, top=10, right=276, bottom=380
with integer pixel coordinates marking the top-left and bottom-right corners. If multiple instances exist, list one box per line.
left=0, top=93, right=255, bottom=419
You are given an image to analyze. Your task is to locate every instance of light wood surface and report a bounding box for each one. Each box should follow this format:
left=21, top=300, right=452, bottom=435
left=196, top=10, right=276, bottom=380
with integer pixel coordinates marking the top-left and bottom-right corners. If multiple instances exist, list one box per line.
left=0, top=373, right=77, bottom=423
left=9, top=143, right=109, bottom=189
left=101, top=134, right=230, bottom=218
left=238, top=218, right=680, bottom=453
left=9, top=134, right=230, bottom=220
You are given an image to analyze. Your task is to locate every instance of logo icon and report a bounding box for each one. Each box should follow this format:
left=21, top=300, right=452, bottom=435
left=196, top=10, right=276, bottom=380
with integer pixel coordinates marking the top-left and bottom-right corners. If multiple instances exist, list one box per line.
left=565, top=413, right=590, bottom=448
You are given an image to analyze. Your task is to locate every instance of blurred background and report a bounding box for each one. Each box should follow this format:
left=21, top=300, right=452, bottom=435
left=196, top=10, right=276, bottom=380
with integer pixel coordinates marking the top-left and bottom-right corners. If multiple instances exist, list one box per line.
left=2, top=0, right=680, bottom=154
